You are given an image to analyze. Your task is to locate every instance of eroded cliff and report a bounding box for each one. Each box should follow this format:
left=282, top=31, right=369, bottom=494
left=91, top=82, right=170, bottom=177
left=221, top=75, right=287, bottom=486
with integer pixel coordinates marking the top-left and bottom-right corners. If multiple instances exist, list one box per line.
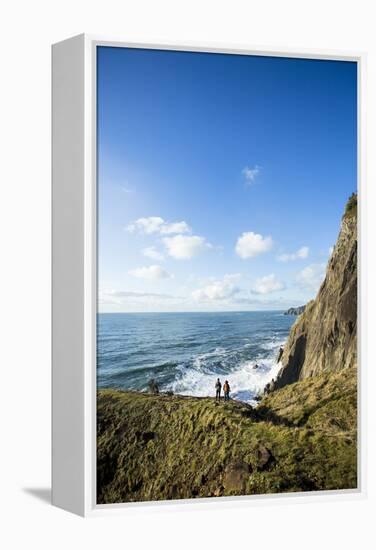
left=274, top=194, right=357, bottom=390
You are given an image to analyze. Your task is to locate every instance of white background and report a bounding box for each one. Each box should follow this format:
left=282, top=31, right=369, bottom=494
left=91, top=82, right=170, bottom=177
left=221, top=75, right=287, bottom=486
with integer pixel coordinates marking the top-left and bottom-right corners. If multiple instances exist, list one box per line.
left=1, top=1, right=375, bottom=548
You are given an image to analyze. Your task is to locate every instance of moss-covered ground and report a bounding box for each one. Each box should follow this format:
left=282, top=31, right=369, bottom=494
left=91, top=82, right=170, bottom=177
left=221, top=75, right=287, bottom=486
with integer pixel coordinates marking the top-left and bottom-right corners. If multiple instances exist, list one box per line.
left=97, top=367, right=357, bottom=504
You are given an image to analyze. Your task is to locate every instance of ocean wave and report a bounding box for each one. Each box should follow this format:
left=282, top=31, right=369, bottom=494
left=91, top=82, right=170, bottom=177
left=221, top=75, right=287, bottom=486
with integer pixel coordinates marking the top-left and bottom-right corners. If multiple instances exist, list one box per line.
left=97, top=311, right=293, bottom=403
left=164, top=339, right=285, bottom=404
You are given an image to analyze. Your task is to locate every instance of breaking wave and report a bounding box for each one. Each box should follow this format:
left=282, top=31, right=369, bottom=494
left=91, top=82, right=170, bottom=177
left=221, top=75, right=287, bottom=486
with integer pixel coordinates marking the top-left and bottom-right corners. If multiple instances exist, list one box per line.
left=97, top=311, right=294, bottom=405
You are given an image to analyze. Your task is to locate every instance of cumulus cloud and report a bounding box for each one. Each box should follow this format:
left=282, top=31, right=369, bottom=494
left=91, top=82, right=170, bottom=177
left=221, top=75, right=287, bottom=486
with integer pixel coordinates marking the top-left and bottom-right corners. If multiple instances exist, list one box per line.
left=235, top=232, right=273, bottom=259
left=192, top=274, right=240, bottom=302
left=126, top=216, right=191, bottom=235
left=296, top=263, right=326, bottom=292
left=160, top=221, right=191, bottom=234
left=251, top=274, right=285, bottom=295
left=128, top=265, right=173, bottom=280
left=242, top=165, right=260, bottom=184
left=142, top=246, right=165, bottom=261
left=163, top=234, right=212, bottom=260
left=277, top=246, right=309, bottom=262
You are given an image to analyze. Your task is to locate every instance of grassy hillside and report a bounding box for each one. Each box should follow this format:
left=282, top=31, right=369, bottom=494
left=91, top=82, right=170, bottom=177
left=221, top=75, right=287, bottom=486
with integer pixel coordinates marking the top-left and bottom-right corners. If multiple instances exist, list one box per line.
left=97, top=367, right=357, bottom=504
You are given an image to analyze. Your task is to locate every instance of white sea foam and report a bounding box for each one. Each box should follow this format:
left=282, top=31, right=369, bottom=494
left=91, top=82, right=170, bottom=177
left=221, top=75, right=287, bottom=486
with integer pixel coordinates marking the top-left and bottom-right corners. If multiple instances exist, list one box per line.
left=166, top=339, right=286, bottom=405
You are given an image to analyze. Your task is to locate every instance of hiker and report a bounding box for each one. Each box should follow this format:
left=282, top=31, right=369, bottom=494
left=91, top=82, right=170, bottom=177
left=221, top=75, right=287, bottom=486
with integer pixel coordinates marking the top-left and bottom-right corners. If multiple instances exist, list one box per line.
left=277, top=346, right=284, bottom=363
left=223, top=380, right=230, bottom=401
left=148, top=378, right=159, bottom=394
left=215, top=378, right=222, bottom=401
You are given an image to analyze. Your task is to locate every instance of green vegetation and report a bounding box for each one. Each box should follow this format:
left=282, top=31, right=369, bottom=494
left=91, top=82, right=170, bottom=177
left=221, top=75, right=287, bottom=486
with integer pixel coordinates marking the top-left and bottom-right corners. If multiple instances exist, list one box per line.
left=344, top=192, right=357, bottom=219
left=97, top=367, right=357, bottom=504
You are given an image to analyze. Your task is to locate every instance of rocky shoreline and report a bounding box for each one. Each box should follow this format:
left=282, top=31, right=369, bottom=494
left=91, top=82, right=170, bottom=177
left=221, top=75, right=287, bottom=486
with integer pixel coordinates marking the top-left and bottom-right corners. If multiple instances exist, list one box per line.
left=97, top=194, right=358, bottom=503
left=284, top=305, right=306, bottom=316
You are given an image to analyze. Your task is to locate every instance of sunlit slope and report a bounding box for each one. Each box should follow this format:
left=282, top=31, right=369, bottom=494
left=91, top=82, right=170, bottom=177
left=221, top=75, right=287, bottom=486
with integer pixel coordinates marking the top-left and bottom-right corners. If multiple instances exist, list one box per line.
left=97, top=366, right=357, bottom=504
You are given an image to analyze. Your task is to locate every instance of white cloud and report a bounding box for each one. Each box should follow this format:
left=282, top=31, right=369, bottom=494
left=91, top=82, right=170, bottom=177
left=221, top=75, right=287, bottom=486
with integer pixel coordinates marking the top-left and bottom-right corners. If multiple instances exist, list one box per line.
left=100, top=290, right=177, bottom=301
left=142, top=246, right=165, bottom=261
left=296, top=263, right=326, bottom=292
left=251, top=274, right=285, bottom=295
left=121, top=185, right=134, bottom=194
left=277, top=246, right=309, bottom=262
left=126, top=216, right=163, bottom=234
left=242, top=165, right=260, bottom=184
left=329, top=246, right=334, bottom=256
left=235, top=232, right=273, bottom=259
left=128, top=265, right=173, bottom=280
left=160, top=221, right=191, bottom=235
left=163, top=234, right=212, bottom=260
left=192, top=275, right=240, bottom=302
left=126, top=216, right=191, bottom=235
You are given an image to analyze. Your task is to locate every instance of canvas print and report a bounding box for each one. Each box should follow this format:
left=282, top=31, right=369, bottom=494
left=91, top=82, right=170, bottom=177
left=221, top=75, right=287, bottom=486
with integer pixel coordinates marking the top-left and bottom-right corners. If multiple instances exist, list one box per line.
left=96, top=46, right=357, bottom=504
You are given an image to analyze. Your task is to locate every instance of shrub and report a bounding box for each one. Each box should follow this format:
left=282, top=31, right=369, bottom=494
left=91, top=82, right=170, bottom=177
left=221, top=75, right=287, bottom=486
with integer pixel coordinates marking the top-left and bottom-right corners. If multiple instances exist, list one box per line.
left=344, top=192, right=357, bottom=219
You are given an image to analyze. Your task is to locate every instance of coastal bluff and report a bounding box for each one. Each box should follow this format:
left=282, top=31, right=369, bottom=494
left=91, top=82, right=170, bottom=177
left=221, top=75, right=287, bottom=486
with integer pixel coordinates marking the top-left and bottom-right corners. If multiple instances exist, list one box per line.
left=284, top=305, right=306, bottom=316
left=275, top=194, right=357, bottom=390
left=97, top=365, right=357, bottom=504
left=96, top=194, right=358, bottom=503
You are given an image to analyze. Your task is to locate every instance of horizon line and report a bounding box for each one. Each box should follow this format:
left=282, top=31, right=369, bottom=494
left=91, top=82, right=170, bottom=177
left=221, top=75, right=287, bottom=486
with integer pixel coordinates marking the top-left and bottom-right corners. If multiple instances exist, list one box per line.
left=97, top=309, right=293, bottom=314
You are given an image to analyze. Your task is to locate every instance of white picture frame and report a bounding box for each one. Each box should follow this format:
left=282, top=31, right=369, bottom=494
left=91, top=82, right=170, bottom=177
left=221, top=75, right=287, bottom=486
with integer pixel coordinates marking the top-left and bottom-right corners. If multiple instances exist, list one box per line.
left=52, top=34, right=367, bottom=517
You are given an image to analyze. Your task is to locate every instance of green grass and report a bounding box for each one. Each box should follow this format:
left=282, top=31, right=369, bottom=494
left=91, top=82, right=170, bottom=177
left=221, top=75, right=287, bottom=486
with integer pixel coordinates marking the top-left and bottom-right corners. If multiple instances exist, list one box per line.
left=343, top=192, right=357, bottom=219
left=97, top=367, right=357, bottom=504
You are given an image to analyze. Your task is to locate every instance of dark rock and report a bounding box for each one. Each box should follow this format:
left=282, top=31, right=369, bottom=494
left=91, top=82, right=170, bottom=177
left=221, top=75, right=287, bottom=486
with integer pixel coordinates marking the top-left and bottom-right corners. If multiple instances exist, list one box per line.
left=223, top=460, right=251, bottom=492
left=264, top=379, right=276, bottom=395
left=148, top=378, right=159, bottom=394
left=284, top=305, right=306, bottom=316
left=255, top=445, right=275, bottom=471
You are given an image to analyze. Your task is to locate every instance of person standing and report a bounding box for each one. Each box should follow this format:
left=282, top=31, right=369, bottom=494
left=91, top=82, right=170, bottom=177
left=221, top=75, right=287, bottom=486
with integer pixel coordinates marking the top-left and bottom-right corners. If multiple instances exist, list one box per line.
left=223, top=380, right=230, bottom=401
left=215, top=378, right=222, bottom=401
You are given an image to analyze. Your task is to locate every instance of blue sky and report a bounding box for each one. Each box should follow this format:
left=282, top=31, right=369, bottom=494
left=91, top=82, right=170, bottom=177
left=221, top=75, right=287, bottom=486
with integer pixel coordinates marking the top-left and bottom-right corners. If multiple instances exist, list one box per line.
left=97, top=46, right=357, bottom=312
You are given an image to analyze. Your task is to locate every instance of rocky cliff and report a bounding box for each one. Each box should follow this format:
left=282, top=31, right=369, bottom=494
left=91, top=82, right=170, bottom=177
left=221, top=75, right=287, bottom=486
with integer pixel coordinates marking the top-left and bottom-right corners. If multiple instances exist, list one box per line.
left=284, top=305, right=306, bottom=316
left=274, top=194, right=357, bottom=390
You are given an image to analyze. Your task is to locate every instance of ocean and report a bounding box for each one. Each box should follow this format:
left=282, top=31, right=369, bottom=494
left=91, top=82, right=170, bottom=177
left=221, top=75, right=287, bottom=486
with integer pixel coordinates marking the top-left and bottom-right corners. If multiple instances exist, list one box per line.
left=97, top=311, right=295, bottom=404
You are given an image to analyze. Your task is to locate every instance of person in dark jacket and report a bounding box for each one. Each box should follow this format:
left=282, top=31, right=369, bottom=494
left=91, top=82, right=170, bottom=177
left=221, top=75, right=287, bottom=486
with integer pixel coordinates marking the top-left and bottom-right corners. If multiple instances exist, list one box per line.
left=215, top=378, right=222, bottom=401
left=223, top=380, right=230, bottom=401
left=277, top=346, right=284, bottom=363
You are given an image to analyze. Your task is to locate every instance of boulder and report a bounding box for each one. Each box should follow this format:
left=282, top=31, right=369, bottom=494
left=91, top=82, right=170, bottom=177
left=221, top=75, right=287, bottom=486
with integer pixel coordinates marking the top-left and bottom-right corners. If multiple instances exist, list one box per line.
left=223, top=460, right=251, bottom=492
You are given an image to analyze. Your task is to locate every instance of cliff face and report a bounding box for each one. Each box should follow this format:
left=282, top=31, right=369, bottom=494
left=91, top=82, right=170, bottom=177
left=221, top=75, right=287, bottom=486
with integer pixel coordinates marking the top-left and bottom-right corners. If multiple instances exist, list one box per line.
left=275, top=196, right=357, bottom=390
